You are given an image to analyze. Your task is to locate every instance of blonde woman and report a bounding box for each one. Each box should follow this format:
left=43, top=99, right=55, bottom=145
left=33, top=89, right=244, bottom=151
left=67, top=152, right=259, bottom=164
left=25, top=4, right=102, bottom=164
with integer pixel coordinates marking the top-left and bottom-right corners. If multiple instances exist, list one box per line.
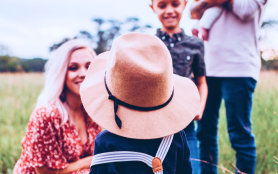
left=13, top=39, right=102, bottom=174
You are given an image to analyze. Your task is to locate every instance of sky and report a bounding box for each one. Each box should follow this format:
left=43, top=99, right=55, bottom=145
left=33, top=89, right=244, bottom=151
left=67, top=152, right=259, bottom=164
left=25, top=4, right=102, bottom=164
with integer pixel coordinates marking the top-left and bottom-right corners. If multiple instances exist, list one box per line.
left=0, top=0, right=278, bottom=59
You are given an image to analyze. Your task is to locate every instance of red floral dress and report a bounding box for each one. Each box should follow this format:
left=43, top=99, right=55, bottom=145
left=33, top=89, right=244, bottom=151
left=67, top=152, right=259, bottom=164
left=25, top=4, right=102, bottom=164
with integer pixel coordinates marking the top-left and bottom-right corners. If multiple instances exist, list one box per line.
left=13, top=105, right=102, bottom=174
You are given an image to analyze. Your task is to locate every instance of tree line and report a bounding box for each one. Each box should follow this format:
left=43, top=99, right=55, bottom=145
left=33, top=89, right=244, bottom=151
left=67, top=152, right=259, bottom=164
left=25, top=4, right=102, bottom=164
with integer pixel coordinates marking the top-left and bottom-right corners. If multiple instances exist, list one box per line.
left=0, top=18, right=277, bottom=73
left=0, top=17, right=151, bottom=73
left=0, top=55, right=46, bottom=72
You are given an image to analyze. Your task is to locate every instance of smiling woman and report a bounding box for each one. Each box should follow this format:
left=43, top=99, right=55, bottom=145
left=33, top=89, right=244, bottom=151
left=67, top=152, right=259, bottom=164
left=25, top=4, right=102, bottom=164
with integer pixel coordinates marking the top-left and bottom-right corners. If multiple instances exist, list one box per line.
left=13, top=39, right=102, bottom=174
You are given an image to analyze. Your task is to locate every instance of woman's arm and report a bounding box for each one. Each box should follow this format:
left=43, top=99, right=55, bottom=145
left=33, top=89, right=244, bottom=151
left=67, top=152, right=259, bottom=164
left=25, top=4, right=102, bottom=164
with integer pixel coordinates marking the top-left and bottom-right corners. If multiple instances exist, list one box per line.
left=35, top=156, right=92, bottom=174
left=227, top=0, right=267, bottom=22
left=194, top=76, right=208, bottom=121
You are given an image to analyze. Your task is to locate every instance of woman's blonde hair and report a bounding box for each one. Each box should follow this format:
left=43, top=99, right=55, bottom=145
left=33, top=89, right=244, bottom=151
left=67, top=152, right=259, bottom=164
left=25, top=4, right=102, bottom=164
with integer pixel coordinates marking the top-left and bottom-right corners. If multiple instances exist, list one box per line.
left=36, top=39, right=96, bottom=125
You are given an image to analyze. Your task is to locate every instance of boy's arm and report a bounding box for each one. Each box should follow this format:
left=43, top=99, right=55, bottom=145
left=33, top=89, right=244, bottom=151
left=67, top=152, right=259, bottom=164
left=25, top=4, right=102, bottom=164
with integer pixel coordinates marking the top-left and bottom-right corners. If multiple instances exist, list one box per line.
left=194, top=76, right=208, bottom=121
left=191, top=41, right=207, bottom=120
left=227, top=0, right=268, bottom=22
left=190, top=0, right=231, bottom=19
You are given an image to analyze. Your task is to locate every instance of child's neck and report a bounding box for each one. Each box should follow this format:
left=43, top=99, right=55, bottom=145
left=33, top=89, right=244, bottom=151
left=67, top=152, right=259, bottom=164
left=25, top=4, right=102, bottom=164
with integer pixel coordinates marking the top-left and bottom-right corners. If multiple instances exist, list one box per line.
left=161, top=26, right=182, bottom=38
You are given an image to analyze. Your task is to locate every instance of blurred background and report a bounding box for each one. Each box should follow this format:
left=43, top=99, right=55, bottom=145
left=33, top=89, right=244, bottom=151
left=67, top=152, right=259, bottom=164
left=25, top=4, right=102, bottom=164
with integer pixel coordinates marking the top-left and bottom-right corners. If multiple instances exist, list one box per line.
left=1, top=0, right=278, bottom=71
left=0, top=0, right=278, bottom=174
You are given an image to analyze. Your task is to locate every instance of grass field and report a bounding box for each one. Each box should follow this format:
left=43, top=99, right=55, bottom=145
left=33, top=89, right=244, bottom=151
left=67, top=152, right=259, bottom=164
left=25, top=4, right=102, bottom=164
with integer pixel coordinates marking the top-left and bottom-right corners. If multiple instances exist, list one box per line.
left=0, top=72, right=278, bottom=174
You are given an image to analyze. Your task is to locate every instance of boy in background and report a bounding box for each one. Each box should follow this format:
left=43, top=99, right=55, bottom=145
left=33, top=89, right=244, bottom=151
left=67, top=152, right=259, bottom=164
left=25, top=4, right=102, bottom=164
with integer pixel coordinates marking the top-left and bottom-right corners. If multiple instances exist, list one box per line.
left=150, top=0, right=208, bottom=173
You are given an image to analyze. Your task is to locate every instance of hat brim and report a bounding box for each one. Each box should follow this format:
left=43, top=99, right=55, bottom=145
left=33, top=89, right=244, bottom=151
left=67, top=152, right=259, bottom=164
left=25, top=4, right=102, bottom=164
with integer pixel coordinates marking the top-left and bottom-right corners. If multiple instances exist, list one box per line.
left=81, top=51, right=200, bottom=139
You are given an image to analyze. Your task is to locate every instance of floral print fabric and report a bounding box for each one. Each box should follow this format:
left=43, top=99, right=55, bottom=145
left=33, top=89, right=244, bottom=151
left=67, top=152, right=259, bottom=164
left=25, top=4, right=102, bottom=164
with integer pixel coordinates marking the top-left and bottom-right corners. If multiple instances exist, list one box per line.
left=13, top=105, right=101, bottom=174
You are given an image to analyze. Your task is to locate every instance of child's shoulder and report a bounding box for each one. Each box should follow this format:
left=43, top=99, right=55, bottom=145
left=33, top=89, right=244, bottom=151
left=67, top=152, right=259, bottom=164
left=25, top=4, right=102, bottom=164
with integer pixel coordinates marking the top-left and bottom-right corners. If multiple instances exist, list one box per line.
left=95, top=130, right=125, bottom=145
left=96, top=130, right=186, bottom=141
left=178, top=130, right=187, bottom=144
left=95, top=130, right=187, bottom=147
left=182, top=34, right=204, bottom=48
left=95, top=130, right=114, bottom=141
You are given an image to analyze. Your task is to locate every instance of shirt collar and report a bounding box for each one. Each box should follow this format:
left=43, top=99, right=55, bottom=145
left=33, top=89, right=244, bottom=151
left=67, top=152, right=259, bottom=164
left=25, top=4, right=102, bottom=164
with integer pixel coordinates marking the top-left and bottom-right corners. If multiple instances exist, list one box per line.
left=156, top=29, right=187, bottom=42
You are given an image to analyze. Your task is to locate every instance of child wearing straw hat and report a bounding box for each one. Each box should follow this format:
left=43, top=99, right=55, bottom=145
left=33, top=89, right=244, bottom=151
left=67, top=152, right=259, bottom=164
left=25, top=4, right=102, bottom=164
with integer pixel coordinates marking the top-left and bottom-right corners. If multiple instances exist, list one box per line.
left=80, top=32, right=200, bottom=174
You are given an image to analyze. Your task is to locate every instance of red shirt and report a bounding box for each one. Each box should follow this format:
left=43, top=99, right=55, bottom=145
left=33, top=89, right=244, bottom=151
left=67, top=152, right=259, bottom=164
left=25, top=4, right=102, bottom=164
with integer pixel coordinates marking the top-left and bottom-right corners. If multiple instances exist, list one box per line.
left=13, top=105, right=102, bottom=174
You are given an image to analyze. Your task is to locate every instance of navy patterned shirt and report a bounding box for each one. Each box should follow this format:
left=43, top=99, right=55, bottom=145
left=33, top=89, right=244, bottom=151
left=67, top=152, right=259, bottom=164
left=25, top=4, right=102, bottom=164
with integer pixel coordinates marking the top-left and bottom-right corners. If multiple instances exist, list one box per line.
left=156, top=29, right=205, bottom=80
left=156, top=29, right=205, bottom=135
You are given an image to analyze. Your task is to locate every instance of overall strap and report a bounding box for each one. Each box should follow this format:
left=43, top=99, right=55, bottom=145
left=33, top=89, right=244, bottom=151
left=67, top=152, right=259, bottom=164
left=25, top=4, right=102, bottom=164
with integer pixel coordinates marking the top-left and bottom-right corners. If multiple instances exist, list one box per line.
left=156, top=134, right=174, bottom=161
left=153, top=134, right=174, bottom=174
left=90, top=134, right=174, bottom=174
left=91, top=151, right=154, bottom=167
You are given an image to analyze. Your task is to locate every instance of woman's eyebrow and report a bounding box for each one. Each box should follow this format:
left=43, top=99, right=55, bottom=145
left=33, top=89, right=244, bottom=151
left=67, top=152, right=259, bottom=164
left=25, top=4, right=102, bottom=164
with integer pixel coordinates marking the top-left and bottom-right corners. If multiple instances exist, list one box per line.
left=68, top=62, right=78, bottom=65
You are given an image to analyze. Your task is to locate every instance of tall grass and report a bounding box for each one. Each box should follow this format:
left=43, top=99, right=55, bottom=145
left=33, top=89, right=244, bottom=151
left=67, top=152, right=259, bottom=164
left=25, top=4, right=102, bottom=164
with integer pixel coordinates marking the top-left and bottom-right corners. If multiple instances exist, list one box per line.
left=218, top=71, right=278, bottom=174
left=0, top=72, right=277, bottom=174
left=0, top=73, right=44, bottom=174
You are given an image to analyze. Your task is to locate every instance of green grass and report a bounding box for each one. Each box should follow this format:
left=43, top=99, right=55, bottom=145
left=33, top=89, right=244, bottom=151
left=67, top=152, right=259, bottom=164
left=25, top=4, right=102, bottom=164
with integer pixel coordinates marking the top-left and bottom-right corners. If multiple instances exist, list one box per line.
left=0, top=73, right=44, bottom=174
left=0, top=72, right=278, bottom=174
left=217, top=71, right=278, bottom=174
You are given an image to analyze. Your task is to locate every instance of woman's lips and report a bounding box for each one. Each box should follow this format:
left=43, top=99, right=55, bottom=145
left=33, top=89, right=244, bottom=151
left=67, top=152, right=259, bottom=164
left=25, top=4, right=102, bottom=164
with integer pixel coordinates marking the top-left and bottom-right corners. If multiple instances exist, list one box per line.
left=75, top=81, right=83, bottom=86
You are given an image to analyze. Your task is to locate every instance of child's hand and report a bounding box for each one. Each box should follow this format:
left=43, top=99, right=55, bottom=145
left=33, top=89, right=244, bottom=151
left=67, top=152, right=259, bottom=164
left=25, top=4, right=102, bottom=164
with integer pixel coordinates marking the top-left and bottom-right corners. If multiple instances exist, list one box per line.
left=194, top=107, right=204, bottom=121
left=194, top=114, right=202, bottom=121
left=199, top=27, right=209, bottom=41
left=192, top=28, right=199, bottom=38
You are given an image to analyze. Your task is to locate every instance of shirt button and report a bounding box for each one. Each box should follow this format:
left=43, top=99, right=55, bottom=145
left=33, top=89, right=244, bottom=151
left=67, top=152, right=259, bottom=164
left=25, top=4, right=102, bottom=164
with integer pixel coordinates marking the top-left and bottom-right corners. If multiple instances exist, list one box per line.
left=162, top=36, right=166, bottom=40
left=170, top=43, right=174, bottom=47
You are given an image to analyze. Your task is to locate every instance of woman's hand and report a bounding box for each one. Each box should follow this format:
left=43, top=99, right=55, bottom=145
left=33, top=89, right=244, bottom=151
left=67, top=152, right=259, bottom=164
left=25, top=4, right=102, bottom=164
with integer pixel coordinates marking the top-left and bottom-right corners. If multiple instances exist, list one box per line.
left=35, top=156, right=93, bottom=174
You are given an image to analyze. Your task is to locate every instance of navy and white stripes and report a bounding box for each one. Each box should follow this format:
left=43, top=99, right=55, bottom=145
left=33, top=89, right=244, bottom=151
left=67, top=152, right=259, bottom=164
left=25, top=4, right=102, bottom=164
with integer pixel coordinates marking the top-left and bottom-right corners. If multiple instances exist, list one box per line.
left=155, top=134, right=174, bottom=162
left=90, top=134, right=174, bottom=174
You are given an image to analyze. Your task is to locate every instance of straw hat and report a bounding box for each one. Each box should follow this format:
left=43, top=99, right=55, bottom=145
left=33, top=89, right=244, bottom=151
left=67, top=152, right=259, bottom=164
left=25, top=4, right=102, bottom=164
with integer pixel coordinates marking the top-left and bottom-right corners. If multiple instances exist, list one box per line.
left=80, top=32, right=200, bottom=139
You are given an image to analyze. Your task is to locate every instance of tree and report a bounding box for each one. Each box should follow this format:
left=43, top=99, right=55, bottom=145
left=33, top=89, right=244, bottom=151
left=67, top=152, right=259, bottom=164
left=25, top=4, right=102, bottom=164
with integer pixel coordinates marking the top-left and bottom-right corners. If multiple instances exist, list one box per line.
left=0, top=55, right=10, bottom=72
left=49, top=17, right=152, bottom=54
left=259, top=20, right=278, bottom=41
left=0, top=44, right=11, bottom=56
left=80, top=17, right=152, bottom=54
left=261, top=20, right=278, bottom=29
left=0, top=44, right=16, bottom=72
left=49, top=38, right=72, bottom=52
left=20, top=58, right=47, bottom=72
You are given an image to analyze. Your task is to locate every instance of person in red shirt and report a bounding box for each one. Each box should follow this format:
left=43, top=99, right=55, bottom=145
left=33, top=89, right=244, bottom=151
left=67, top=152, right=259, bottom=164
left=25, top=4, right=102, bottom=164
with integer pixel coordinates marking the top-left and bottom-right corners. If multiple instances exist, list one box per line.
left=13, top=39, right=102, bottom=174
